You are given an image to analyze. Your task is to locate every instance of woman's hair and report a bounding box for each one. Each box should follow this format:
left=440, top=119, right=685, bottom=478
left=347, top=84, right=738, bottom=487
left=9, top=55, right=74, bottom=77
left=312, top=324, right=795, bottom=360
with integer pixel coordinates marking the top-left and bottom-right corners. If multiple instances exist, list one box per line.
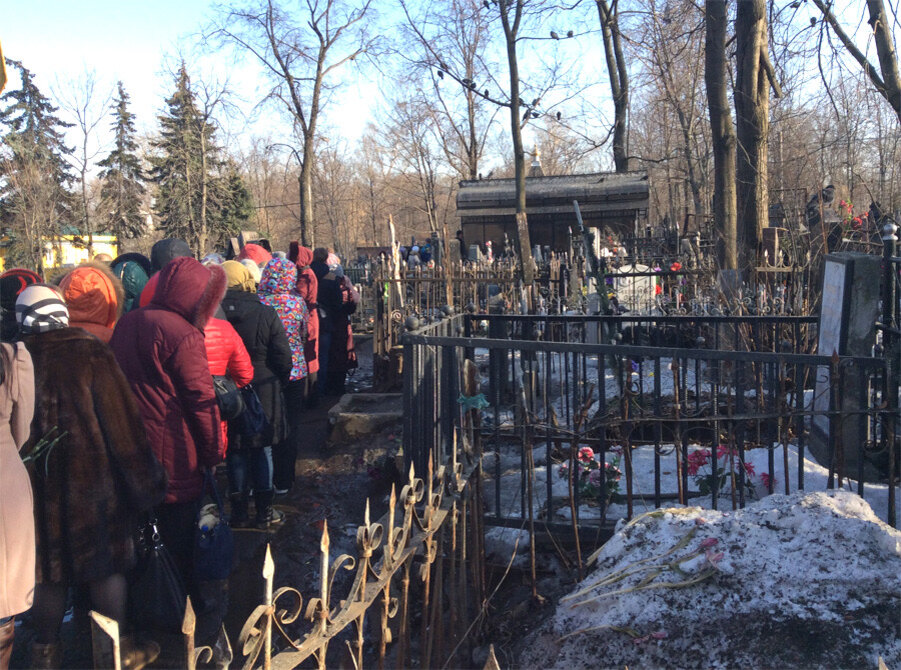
left=313, top=247, right=329, bottom=263
left=0, top=343, right=9, bottom=388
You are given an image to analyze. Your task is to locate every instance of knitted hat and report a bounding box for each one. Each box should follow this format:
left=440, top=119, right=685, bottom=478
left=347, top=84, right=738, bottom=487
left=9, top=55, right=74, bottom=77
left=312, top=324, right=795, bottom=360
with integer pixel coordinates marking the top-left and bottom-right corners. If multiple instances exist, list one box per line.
left=0, top=268, right=42, bottom=311
left=240, top=258, right=262, bottom=285
left=16, top=284, right=69, bottom=334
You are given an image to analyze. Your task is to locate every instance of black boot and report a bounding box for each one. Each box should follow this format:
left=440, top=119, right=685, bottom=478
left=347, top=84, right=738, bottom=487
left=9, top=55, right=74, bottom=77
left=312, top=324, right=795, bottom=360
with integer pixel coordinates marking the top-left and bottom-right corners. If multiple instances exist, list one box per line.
left=229, top=492, right=250, bottom=528
left=254, top=489, right=285, bottom=529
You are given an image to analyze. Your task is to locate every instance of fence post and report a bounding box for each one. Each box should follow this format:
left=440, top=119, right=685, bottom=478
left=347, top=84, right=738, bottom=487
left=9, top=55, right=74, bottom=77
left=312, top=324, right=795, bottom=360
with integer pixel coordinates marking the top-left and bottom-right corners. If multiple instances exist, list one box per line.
left=882, top=221, right=898, bottom=527
left=403, top=335, right=415, bottom=475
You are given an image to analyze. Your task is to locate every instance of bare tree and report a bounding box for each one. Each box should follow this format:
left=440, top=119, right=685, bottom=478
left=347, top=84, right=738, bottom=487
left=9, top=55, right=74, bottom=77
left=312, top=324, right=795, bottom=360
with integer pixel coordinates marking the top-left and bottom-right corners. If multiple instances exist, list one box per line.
left=399, top=0, right=500, bottom=181
left=212, top=0, right=375, bottom=248
left=812, top=0, right=901, bottom=123
left=596, top=0, right=631, bottom=172
left=55, top=70, right=112, bottom=254
left=734, top=0, right=781, bottom=269
left=705, top=0, right=737, bottom=270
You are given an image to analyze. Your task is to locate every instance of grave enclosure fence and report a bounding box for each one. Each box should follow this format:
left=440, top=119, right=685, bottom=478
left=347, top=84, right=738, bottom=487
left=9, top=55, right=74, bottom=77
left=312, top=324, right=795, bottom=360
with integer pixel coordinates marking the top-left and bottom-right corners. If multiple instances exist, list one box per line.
left=403, top=313, right=898, bottom=539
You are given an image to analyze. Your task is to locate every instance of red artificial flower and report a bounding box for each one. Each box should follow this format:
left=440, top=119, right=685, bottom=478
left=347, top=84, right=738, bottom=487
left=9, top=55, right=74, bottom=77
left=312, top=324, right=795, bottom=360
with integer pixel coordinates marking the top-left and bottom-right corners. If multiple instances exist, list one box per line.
left=686, top=449, right=710, bottom=476
left=716, top=444, right=736, bottom=459
left=760, top=472, right=776, bottom=489
left=578, top=446, right=595, bottom=463
left=655, top=284, right=663, bottom=295
left=670, top=261, right=682, bottom=272
left=743, top=462, right=756, bottom=478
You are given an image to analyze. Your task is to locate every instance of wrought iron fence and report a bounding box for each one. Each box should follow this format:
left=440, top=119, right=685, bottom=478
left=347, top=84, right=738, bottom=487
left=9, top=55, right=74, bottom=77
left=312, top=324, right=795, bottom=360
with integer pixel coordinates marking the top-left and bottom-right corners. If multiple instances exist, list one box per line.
left=404, top=313, right=897, bottom=537
left=91, top=455, right=487, bottom=670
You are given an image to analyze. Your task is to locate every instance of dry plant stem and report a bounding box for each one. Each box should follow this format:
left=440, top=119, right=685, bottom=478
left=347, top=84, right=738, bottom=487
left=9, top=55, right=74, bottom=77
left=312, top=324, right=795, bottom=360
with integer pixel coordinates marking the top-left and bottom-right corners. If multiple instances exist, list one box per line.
left=563, top=526, right=698, bottom=603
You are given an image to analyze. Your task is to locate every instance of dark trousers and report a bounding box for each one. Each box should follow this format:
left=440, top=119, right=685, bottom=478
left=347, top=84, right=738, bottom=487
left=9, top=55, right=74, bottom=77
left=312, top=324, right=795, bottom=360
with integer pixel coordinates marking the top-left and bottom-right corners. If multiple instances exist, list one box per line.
left=155, top=500, right=226, bottom=644
left=273, top=380, right=304, bottom=491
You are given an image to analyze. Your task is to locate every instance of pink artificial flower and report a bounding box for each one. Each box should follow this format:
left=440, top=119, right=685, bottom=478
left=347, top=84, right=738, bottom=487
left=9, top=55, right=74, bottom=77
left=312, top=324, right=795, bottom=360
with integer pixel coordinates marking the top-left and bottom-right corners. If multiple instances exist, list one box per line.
left=578, top=446, right=595, bottom=463
left=686, top=449, right=710, bottom=477
left=743, top=462, right=756, bottom=478
left=609, top=444, right=624, bottom=456
left=670, top=261, right=682, bottom=272
left=716, top=444, right=736, bottom=459
left=760, top=472, right=776, bottom=489
left=699, top=537, right=718, bottom=549
left=588, top=469, right=602, bottom=486
left=651, top=631, right=668, bottom=640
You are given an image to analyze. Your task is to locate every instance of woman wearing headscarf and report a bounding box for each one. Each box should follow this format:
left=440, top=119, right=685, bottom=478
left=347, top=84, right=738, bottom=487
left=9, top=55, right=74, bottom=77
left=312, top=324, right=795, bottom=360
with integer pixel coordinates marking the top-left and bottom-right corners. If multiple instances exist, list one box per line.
left=0, top=337, right=34, bottom=670
left=57, top=262, right=125, bottom=343
left=220, top=261, right=292, bottom=526
left=288, top=242, right=319, bottom=406
left=236, top=243, right=272, bottom=268
left=110, top=253, right=152, bottom=313
left=257, top=258, right=309, bottom=493
left=17, top=285, right=166, bottom=669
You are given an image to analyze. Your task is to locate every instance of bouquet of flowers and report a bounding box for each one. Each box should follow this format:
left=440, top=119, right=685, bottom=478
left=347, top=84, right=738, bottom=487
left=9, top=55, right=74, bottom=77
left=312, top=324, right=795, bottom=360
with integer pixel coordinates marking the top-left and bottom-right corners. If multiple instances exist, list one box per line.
left=559, top=446, right=623, bottom=504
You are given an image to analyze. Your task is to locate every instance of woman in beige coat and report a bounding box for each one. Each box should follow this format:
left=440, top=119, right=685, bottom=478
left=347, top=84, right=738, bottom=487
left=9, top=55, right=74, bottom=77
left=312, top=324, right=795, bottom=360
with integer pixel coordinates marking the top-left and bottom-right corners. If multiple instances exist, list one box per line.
left=0, top=341, right=35, bottom=670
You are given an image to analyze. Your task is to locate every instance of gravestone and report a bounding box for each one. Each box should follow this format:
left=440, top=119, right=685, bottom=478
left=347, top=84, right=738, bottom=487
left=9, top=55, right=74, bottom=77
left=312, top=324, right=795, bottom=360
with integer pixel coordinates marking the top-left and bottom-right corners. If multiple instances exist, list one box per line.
left=809, top=253, right=882, bottom=479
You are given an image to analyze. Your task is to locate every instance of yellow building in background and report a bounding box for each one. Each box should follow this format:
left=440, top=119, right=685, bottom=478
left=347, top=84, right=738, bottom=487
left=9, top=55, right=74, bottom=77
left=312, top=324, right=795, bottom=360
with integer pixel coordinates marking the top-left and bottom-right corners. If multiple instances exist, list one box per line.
left=0, top=234, right=119, bottom=273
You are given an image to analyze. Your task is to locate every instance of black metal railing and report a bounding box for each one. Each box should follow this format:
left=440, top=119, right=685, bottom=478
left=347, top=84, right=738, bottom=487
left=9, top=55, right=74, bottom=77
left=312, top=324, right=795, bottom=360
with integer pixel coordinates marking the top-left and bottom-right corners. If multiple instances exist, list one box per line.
left=403, top=314, right=896, bottom=531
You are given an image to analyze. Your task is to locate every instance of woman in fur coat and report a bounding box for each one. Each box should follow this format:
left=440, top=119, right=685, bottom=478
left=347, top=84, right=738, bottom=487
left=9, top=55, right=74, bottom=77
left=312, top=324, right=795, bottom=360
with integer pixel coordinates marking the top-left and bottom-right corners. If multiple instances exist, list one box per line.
left=17, top=285, right=166, bottom=669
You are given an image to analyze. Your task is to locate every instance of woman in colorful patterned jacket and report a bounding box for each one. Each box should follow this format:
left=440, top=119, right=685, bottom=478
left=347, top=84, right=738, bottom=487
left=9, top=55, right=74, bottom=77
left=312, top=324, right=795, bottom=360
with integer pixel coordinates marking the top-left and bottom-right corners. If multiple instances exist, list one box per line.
left=257, top=257, right=309, bottom=493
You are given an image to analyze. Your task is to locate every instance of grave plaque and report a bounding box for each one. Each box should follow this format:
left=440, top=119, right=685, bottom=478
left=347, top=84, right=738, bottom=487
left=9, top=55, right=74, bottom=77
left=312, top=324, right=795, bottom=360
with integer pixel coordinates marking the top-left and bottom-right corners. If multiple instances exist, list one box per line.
left=809, top=253, right=882, bottom=479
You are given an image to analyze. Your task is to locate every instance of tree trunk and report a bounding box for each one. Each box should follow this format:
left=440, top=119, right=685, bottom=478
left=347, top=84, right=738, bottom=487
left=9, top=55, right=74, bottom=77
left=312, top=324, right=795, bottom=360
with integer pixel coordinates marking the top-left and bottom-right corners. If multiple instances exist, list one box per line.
left=597, top=0, right=630, bottom=172
left=500, top=0, right=534, bottom=286
left=705, top=0, right=737, bottom=270
left=867, top=0, right=901, bottom=119
left=734, top=0, right=769, bottom=271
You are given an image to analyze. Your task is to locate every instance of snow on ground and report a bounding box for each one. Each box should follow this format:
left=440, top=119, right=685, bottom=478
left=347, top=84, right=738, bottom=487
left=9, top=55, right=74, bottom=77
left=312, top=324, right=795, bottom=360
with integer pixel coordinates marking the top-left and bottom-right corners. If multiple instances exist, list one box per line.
left=519, top=490, right=901, bottom=669
left=483, top=442, right=900, bottom=527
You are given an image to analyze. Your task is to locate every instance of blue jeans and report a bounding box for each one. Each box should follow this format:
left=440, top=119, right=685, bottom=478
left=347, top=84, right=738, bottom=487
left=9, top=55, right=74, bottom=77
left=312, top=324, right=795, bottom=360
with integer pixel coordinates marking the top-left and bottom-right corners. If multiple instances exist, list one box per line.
left=226, top=446, right=273, bottom=495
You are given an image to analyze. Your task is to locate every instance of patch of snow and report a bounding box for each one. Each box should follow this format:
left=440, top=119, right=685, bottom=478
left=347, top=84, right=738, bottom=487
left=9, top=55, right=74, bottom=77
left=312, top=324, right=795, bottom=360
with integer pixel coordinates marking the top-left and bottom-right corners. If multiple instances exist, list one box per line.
left=520, top=491, right=901, bottom=669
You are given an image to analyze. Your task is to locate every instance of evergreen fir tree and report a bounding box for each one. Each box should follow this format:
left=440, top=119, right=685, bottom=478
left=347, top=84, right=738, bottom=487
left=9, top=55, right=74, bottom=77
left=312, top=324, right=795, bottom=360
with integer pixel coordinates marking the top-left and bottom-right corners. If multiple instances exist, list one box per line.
left=97, top=81, right=146, bottom=239
left=0, top=58, right=74, bottom=271
left=216, top=162, right=255, bottom=244
left=149, top=63, right=230, bottom=255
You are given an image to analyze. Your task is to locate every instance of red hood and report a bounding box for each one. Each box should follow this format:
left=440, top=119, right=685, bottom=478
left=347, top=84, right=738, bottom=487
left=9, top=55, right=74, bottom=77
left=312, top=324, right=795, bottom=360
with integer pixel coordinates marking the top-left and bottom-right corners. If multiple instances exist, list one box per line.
left=150, top=257, right=225, bottom=330
left=236, top=243, right=272, bottom=267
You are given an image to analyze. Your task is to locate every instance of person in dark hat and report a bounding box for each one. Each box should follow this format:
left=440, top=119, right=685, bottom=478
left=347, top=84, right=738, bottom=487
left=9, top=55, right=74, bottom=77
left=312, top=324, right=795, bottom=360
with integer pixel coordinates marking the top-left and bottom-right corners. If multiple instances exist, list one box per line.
left=149, top=238, right=193, bottom=274
left=0, top=269, right=42, bottom=342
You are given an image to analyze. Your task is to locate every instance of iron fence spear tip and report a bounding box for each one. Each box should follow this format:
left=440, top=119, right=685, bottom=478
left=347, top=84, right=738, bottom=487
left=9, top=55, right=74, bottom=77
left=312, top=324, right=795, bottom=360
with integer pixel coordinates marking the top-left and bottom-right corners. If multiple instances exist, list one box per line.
left=182, top=596, right=196, bottom=635
left=263, top=544, right=275, bottom=580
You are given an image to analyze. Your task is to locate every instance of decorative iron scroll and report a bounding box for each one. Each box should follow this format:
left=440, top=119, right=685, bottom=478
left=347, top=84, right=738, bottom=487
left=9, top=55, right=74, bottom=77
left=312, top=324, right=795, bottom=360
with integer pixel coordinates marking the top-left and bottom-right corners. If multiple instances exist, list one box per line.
left=232, top=456, right=474, bottom=670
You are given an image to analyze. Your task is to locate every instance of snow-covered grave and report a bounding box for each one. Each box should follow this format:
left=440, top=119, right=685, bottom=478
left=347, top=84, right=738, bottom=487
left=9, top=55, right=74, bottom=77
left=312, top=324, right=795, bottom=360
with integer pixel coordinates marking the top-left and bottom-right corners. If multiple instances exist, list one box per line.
left=519, top=490, right=901, bottom=668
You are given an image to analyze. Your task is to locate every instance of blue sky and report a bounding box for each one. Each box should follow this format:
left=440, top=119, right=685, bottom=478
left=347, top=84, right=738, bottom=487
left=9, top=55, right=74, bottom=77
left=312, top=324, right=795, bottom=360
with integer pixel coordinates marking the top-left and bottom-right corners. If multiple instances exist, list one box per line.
left=1, top=0, right=375, bottom=154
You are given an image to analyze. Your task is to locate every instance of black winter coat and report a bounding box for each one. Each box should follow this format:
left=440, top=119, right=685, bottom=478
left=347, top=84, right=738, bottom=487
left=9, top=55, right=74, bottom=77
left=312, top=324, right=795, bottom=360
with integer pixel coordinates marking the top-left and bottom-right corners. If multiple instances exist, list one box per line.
left=220, top=289, right=293, bottom=449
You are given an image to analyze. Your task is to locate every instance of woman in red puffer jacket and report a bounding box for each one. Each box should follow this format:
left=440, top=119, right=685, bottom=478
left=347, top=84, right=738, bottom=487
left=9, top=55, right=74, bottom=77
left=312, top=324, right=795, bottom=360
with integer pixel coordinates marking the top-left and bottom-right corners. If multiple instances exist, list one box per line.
left=204, top=314, right=254, bottom=452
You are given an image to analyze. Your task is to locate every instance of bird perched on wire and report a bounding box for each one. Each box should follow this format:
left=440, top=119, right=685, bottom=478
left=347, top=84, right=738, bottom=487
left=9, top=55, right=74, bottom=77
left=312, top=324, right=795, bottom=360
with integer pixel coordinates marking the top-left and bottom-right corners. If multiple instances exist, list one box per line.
left=550, top=30, right=560, bottom=39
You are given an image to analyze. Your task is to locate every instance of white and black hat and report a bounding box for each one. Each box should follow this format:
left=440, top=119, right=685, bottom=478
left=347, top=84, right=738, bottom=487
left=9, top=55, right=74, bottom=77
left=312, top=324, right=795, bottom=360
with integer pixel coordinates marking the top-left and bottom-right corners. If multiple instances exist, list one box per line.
left=15, top=284, right=69, bottom=334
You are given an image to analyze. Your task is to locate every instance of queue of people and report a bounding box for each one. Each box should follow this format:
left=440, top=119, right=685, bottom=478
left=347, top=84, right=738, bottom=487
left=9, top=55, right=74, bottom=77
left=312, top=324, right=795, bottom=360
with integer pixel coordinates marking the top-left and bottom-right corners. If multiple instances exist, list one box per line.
left=0, top=237, right=360, bottom=669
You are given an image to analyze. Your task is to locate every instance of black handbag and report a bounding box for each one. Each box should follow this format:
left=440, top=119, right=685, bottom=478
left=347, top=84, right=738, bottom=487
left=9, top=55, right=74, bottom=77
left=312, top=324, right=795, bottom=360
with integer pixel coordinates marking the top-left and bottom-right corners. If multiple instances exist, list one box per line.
left=129, top=519, right=187, bottom=633
left=194, top=469, right=234, bottom=582
left=213, top=375, right=245, bottom=421
left=232, top=384, right=269, bottom=437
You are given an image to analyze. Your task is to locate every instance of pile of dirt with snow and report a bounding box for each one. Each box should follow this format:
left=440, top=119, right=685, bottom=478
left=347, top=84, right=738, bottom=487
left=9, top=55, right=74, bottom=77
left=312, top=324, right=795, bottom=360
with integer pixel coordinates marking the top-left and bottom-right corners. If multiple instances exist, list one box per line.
left=520, top=491, right=901, bottom=669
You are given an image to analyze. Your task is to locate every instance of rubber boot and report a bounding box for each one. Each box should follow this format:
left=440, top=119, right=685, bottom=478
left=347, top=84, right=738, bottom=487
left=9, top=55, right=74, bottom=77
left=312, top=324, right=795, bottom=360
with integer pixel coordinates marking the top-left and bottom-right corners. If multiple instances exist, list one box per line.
left=30, top=641, right=61, bottom=670
left=119, top=635, right=160, bottom=670
left=0, top=617, right=14, bottom=670
left=229, top=492, right=250, bottom=528
left=254, top=489, right=285, bottom=528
